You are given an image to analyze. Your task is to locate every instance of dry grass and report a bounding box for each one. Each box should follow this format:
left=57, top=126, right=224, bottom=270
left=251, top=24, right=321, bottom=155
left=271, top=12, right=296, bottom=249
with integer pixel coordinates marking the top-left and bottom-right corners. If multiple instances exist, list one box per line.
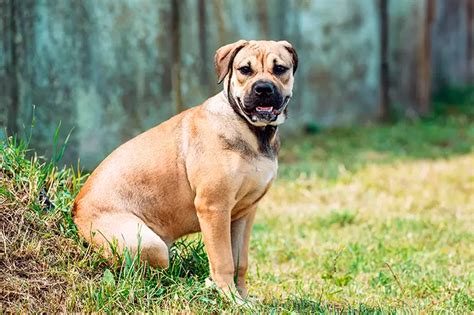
left=0, top=140, right=103, bottom=312
left=254, top=154, right=474, bottom=311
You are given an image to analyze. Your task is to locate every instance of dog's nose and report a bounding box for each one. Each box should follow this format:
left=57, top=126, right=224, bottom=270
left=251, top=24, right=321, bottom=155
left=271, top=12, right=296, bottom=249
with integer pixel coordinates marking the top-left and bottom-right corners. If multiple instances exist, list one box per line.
left=253, top=81, right=275, bottom=97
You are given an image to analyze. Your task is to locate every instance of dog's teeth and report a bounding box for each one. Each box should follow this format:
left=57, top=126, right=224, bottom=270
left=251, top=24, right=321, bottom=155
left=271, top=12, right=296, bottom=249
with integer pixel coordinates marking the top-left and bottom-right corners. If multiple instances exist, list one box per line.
left=251, top=115, right=258, bottom=121
left=256, top=106, right=273, bottom=112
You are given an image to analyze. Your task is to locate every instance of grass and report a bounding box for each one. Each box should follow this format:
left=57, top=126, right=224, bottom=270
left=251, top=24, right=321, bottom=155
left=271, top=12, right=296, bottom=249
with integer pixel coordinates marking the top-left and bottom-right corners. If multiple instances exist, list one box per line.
left=1, top=106, right=474, bottom=312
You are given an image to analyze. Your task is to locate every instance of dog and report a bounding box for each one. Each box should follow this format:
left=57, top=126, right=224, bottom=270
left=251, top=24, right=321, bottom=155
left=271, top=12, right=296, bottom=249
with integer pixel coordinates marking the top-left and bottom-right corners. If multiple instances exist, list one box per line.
left=72, top=40, right=298, bottom=299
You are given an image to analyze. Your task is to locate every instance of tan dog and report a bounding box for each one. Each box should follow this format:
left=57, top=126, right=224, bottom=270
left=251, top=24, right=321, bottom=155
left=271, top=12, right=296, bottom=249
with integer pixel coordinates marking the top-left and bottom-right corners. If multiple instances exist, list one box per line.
left=72, top=40, right=298, bottom=299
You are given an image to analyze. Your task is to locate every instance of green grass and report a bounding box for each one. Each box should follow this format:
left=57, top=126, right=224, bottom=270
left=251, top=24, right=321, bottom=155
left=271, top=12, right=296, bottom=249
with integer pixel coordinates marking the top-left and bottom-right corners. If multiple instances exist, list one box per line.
left=1, top=108, right=474, bottom=312
left=279, top=113, right=474, bottom=180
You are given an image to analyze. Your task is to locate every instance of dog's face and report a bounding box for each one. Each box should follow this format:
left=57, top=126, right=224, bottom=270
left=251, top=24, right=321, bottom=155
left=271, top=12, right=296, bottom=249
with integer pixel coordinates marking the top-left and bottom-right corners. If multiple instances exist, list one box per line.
left=215, top=40, right=298, bottom=126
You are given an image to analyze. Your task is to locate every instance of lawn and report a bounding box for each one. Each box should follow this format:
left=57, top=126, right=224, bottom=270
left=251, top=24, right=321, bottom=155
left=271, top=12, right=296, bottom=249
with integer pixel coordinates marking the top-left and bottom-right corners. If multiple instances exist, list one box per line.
left=1, top=108, right=473, bottom=313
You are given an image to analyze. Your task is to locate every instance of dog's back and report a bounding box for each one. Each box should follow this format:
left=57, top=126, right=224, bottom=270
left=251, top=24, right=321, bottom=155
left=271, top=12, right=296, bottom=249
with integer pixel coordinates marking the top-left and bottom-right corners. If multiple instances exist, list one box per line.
left=73, top=106, right=200, bottom=265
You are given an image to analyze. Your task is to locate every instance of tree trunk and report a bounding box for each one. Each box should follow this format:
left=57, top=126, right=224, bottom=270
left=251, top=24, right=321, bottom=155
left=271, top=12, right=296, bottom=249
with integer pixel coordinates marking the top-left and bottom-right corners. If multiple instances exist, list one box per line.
left=257, top=0, right=269, bottom=38
left=198, top=0, right=211, bottom=93
left=416, top=0, right=435, bottom=116
left=378, top=0, right=391, bottom=122
left=171, top=0, right=184, bottom=114
left=4, top=0, right=19, bottom=135
left=467, top=0, right=474, bottom=83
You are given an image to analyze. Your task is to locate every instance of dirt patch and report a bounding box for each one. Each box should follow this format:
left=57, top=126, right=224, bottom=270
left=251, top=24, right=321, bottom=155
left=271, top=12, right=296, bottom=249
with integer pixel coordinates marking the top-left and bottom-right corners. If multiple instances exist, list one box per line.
left=0, top=169, right=99, bottom=312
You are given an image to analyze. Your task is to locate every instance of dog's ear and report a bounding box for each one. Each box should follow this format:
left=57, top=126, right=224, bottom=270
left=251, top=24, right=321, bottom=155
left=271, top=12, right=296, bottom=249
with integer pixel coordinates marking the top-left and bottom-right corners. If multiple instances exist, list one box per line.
left=215, top=40, right=248, bottom=84
left=279, top=41, right=298, bottom=74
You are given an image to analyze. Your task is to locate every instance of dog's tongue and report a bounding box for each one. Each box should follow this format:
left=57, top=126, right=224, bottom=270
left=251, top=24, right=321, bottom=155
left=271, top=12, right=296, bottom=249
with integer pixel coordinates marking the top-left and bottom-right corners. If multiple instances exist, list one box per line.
left=256, top=106, right=273, bottom=112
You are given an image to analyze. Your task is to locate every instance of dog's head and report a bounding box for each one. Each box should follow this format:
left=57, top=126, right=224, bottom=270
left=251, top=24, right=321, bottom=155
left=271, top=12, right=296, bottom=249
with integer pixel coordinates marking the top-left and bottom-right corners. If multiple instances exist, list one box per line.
left=215, top=40, right=298, bottom=127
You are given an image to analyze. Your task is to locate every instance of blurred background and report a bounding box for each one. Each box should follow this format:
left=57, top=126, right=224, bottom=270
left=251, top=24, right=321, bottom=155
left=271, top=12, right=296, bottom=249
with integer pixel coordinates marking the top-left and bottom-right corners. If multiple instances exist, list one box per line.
left=1, top=0, right=473, bottom=167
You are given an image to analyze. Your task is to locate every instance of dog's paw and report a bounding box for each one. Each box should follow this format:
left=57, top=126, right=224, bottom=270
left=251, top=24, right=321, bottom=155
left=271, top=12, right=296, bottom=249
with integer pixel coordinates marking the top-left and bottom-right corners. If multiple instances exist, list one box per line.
left=204, top=277, right=216, bottom=289
left=204, top=277, right=248, bottom=305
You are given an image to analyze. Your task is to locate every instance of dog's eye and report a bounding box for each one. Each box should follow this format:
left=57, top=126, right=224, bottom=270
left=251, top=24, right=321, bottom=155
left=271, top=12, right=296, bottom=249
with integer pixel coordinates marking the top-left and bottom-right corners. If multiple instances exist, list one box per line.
left=273, top=65, right=289, bottom=75
left=238, top=66, right=252, bottom=75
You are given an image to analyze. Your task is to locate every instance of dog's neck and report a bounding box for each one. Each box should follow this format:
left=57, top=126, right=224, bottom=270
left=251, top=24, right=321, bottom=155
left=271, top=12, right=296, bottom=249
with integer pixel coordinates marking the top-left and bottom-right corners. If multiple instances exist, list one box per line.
left=222, top=90, right=281, bottom=159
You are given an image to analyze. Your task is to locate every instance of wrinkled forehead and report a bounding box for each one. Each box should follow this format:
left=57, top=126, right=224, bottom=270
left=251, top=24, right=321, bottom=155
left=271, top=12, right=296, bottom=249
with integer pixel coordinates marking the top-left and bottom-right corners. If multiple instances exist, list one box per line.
left=234, top=41, right=293, bottom=66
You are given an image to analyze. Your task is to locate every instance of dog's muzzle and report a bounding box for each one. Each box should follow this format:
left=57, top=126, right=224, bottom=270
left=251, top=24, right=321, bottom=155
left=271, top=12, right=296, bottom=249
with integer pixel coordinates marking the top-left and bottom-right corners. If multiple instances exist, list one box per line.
left=238, top=80, right=290, bottom=123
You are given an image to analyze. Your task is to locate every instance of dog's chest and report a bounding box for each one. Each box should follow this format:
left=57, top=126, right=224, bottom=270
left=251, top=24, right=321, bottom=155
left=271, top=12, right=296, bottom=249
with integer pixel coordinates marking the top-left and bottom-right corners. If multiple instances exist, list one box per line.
left=234, top=157, right=277, bottom=211
left=252, top=158, right=277, bottom=188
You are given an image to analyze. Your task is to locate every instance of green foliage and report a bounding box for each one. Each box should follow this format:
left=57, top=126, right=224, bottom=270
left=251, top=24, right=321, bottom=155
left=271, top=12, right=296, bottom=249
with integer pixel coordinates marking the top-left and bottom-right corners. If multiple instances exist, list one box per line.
left=279, top=111, right=474, bottom=180
left=433, top=86, right=474, bottom=111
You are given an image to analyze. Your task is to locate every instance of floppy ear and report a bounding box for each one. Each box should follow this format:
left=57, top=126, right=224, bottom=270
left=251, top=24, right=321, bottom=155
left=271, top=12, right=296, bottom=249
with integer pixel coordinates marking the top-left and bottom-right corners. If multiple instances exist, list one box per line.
left=279, top=40, right=298, bottom=74
left=214, top=40, right=248, bottom=84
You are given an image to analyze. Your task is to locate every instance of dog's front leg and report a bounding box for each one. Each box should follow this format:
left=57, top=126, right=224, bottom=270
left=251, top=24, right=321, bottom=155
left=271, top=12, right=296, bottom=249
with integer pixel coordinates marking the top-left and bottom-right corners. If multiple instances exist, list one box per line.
left=231, top=207, right=257, bottom=298
left=195, top=199, right=238, bottom=297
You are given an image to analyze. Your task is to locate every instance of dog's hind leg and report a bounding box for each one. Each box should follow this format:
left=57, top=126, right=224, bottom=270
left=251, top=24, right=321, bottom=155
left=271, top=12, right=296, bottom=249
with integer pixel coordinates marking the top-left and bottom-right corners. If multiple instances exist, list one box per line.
left=76, top=212, right=169, bottom=268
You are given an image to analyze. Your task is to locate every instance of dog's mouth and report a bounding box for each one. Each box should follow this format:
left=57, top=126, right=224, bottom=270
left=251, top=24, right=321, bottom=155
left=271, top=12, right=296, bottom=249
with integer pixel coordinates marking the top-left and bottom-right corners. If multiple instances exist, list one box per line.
left=237, top=96, right=290, bottom=123
left=251, top=106, right=280, bottom=122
